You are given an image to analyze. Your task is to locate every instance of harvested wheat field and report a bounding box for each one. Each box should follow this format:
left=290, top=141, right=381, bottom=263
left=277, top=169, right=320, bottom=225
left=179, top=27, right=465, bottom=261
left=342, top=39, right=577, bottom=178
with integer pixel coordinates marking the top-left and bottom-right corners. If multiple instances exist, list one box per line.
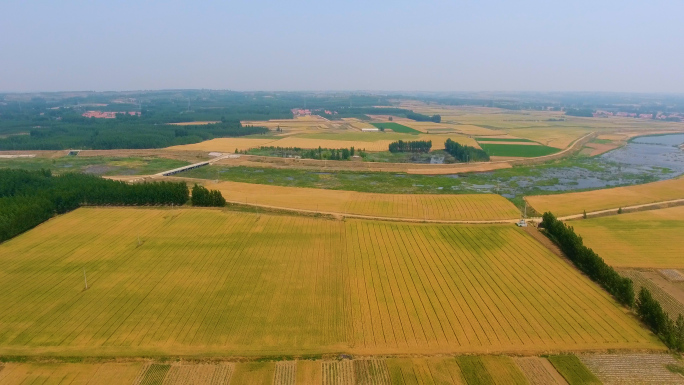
left=0, top=207, right=661, bottom=357
left=503, top=127, right=591, bottom=149
left=569, top=206, right=684, bottom=268
left=167, top=136, right=395, bottom=152
left=513, top=357, right=568, bottom=385
left=168, top=134, right=478, bottom=153
left=205, top=181, right=521, bottom=221
left=242, top=116, right=336, bottom=131
left=262, top=134, right=467, bottom=152
left=526, top=177, right=684, bottom=217
left=618, top=270, right=684, bottom=321
left=167, top=138, right=280, bottom=152
left=579, top=354, right=684, bottom=384
left=268, top=137, right=402, bottom=151
left=0, top=357, right=574, bottom=385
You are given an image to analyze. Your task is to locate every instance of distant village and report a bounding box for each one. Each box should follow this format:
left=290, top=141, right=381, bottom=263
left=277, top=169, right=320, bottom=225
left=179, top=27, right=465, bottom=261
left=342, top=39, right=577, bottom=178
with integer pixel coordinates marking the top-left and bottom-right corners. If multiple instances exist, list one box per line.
left=291, top=108, right=337, bottom=117
left=593, top=110, right=683, bottom=121
left=82, top=111, right=141, bottom=119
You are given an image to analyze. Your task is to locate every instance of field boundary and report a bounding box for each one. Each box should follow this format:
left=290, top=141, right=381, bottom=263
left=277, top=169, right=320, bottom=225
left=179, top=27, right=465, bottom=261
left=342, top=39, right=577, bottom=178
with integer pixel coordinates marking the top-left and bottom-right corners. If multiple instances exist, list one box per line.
left=558, top=198, right=684, bottom=221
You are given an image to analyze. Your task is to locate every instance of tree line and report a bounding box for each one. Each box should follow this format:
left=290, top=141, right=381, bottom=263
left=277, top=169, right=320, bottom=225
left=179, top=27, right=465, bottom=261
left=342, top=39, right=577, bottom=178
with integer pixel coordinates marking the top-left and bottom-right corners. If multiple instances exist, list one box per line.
left=636, top=287, right=684, bottom=351
left=405, top=112, right=441, bottom=123
left=565, top=108, right=594, bottom=117
left=0, top=169, right=189, bottom=243
left=541, top=212, right=634, bottom=306
left=541, top=212, right=684, bottom=351
left=444, top=139, right=490, bottom=162
left=388, top=140, right=432, bottom=153
left=191, top=184, right=226, bottom=207
left=0, top=118, right=268, bottom=151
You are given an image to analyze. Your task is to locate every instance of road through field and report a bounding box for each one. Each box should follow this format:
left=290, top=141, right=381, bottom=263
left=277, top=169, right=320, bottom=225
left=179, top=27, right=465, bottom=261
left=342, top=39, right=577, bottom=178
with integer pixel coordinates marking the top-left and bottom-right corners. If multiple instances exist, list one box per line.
left=0, top=208, right=661, bottom=357
left=526, top=176, right=684, bottom=217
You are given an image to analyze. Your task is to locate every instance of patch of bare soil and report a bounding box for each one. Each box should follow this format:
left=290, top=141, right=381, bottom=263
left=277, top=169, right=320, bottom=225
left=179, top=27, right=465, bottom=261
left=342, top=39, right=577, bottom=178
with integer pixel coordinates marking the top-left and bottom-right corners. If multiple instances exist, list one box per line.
left=580, top=354, right=684, bottom=384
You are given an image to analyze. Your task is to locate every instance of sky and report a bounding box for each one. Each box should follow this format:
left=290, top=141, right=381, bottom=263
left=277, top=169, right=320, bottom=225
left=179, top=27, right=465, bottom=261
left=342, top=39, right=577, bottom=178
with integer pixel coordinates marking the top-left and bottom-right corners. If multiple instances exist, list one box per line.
left=1, top=0, right=682, bottom=93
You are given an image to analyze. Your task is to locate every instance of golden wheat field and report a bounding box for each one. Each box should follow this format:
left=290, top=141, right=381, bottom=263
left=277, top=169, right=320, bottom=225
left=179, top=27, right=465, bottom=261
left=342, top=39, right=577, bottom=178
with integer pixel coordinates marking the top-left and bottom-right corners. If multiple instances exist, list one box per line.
left=167, top=138, right=280, bottom=152
left=0, top=362, right=145, bottom=385
left=526, top=177, right=684, bottom=217
left=205, top=181, right=520, bottom=221
left=168, top=134, right=476, bottom=153
left=0, top=208, right=660, bottom=357
left=569, top=206, right=684, bottom=268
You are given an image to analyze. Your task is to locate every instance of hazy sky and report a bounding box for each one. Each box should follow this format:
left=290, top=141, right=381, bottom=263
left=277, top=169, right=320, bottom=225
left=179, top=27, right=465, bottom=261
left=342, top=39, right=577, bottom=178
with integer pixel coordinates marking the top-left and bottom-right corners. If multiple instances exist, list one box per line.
left=1, top=0, right=682, bottom=93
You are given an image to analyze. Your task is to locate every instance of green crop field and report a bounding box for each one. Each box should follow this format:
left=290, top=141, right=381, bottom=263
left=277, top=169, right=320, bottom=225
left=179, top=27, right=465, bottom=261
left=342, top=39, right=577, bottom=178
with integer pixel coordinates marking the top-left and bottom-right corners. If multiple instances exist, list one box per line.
left=0, top=207, right=660, bottom=357
left=0, top=156, right=189, bottom=176
left=547, top=355, right=601, bottom=385
left=478, top=143, right=561, bottom=157
left=370, top=122, right=421, bottom=134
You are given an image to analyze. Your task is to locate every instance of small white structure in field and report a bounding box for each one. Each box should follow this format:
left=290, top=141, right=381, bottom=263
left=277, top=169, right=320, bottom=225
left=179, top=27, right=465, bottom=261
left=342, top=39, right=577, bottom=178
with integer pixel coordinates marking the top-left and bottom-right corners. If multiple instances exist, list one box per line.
left=516, top=202, right=528, bottom=227
left=361, top=128, right=380, bottom=132
left=0, top=154, right=36, bottom=158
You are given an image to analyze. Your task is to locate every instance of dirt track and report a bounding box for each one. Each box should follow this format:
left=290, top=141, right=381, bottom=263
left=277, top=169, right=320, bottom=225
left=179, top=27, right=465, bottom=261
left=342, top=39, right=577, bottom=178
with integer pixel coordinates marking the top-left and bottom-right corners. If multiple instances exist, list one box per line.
left=559, top=198, right=684, bottom=221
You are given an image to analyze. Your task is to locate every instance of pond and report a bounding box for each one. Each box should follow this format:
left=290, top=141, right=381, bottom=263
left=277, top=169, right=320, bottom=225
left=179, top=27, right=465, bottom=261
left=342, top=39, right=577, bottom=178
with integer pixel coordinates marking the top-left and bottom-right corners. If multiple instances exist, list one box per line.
left=183, top=133, right=684, bottom=202
left=448, top=133, right=684, bottom=198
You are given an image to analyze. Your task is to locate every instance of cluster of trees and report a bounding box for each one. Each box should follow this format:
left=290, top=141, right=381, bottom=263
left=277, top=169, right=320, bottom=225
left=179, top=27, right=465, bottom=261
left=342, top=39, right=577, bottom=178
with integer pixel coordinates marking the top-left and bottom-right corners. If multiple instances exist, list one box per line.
left=388, top=140, right=432, bottom=153
left=0, top=119, right=268, bottom=150
left=191, top=184, right=226, bottom=207
left=0, top=169, right=189, bottom=243
left=444, top=139, right=490, bottom=162
left=406, top=112, right=441, bottom=123
left=250, top=146, right=355, bottom=160
left=636, top=288, right=684, bottom=351
left=540, top=212, right=634, bottom=306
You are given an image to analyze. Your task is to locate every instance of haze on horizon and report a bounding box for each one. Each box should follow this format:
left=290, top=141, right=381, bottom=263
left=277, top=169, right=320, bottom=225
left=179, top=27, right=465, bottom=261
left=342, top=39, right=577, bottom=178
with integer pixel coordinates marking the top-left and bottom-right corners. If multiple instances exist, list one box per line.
left=1, top=0, right=682, bottom=94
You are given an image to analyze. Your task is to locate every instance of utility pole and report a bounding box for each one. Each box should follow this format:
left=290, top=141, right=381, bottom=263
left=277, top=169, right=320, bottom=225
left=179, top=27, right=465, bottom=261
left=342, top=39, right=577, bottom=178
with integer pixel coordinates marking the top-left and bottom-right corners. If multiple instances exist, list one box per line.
left=83, top=268, right=88, bottom=290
